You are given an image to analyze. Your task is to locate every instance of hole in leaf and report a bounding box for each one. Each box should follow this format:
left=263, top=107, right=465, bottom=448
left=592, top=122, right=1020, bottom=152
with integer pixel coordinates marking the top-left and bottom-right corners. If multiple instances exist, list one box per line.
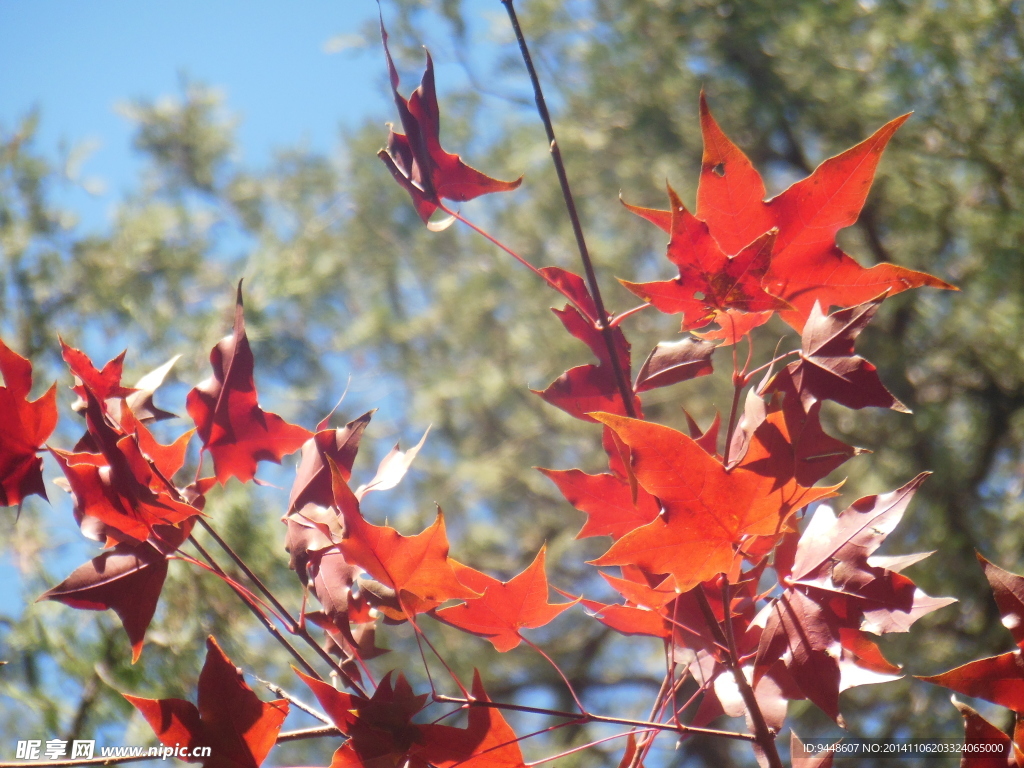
left=712, top=163, right=725, bottom=177
left=694, top=291, right=706, bottom=301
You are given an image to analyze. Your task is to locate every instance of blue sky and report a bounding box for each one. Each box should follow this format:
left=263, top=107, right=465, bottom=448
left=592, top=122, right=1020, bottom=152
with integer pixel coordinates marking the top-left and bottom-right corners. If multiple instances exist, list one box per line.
left=0, top=1, right=393, bottom=231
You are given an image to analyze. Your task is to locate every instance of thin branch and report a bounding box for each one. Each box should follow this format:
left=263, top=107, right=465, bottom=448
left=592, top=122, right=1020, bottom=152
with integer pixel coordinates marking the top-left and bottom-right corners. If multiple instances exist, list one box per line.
left=433, top=695, right=755, bottom=741
left=184, top=536, right=321, bottom=680
left=695, top=585, right=783, bottom=768
left=194, top=517, right=367, bottom=695
left=254, top=676, right=331, bottom=724
left=275, top=725, right=342, bottom=743
left=522, top=636, right=586, bottom=714
left=501, top=0, right=637, bottom=419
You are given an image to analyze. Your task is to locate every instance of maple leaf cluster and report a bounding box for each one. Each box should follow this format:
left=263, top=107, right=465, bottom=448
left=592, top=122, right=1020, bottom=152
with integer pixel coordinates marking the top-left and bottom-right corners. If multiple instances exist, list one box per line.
left=1, top=12, right=1001, bottom=768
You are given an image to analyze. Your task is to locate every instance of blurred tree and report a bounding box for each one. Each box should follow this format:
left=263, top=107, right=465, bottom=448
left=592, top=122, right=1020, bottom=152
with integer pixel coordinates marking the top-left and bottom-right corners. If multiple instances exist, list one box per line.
left=2, top=1, right=1023, bottom=766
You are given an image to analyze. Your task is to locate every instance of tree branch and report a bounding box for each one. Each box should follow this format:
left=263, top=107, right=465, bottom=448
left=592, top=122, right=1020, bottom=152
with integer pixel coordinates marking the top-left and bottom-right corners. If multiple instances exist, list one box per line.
left=501, top=0, right=637, bottom=419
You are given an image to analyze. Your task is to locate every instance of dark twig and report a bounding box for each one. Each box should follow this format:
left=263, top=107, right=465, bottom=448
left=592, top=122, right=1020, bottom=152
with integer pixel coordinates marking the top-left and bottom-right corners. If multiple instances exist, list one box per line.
left=695, top=585, right=783, bottom=768
left=433, top=695, right=755, bottom=741
left=501, top=0, right=637, bottom=419
left=186, top=535, right=321, bottom=680
left=194, top=518, right=366, bottom=695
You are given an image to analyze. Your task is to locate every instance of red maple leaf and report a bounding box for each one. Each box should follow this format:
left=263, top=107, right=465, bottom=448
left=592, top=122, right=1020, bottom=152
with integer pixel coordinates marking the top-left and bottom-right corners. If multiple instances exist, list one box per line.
left=576, top=569, right=735, bottom=655
left=920, top=556, right=1024, bottom=714
left=434, top=547, right=574, bottom=651
left=186, top=283, right=311, bottom=484
left=125, top=636, right=289, bottom=768
left=952, top=700, right=1023, bottom=767
left=770, top=296, right=909, bottom=413
left=0, top=338, right=57, bottom=507
left=695, top=94, right=954, bottom=329
left=621, top=186, right=789, bottom=330
left=534, top=304, right=641, bottom=422
left=288, top=411, right=373, bottom=515
left=60, top=340, right=136, bottom=405
left=377, top=20, right=521, bottom=227
left=52, top=395, right=199, bottom=545
left=284, top=411, right=373, bottom=581
left=590, top=414, right=835, bottom=591
left=40, top=526, right=188, bottom=662
left=538, top=467, right=659, bottom=540
left=298, top=668, right=525, bottom=768
left=331, top=459, right=479, bottom=619
left=693, top=309, right=774, bottom=346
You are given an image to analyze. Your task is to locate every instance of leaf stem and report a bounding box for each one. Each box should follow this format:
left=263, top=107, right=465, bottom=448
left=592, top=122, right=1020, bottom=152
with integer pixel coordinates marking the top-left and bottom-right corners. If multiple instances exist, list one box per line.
left=501, top=0, right=637, bottom=419
left=743, top=349, right=799, bottom=384
left=523, top=636, right=586, bottom=714
left=438, top=204, right=592, bottom=319
left=722, top=376, right=745, bottom=467
left=526, top=729, right=657, bottom=767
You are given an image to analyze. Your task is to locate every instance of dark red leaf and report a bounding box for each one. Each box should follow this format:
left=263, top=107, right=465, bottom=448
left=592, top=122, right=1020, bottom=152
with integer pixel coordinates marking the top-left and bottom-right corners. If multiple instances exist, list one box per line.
left=773, top=296, right=909, bottom=413
left=634, top=337, right=715, bottom=393
left=0, top=338, right=57, bottom=507
left=288, top=411, right=373, bottom=514
left=186, top=283, right=311, bottom=484
left=300, top=668, right=525, bottom=768
left=534, top=305, right=640, bottom=422
left=979, top=554, right=1024, bottom=651
left=378, top=21, right=521, bottom=225
left=953, top=700, right=1020, bottom=768
left=40, top=542, right=170, bottom=662
left=125, top=636, right=288, bottom=768
left=736, top=396, right=862, bottom=487
left=537, top=266, right=599, bottom=322
left=791, top=474, right=929, bottom=585
left=921, top=652, right=1024, bottom=713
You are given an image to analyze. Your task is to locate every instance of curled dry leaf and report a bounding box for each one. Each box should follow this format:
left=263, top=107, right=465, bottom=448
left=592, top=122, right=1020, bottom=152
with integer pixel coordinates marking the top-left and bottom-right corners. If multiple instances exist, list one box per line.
left=356, top=425, right=429, bottom=499
left=377, top=18, right=521, bottom=226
